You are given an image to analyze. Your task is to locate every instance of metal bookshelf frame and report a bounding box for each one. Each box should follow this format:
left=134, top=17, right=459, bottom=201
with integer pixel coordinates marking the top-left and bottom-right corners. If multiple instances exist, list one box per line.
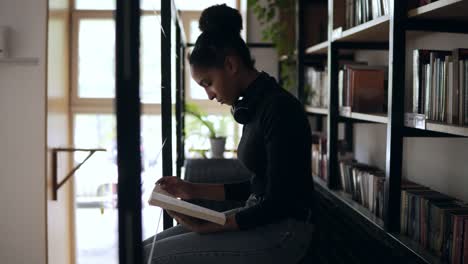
left=115, top=0, right=187, bottom=261
left=296, top=0, right=468, bottom=263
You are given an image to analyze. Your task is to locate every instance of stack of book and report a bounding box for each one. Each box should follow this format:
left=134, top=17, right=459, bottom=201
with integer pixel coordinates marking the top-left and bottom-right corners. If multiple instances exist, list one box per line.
left=338, top=161, right=386, bottom=218
left=401, top=182, right=468, bottom=263
left=306, top=67, right=328, bottom=108
left=311, top=132, right=328, bottom=181
left=345, top=0, right=390, bottom=29
left=412, top=49, right=468, bottom=125
left=339, top=64, right=388, bottom=113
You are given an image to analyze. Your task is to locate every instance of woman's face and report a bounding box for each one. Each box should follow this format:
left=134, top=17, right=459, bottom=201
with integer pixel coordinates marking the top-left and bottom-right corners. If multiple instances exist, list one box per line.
left=190, top=62, right=241, bottom=106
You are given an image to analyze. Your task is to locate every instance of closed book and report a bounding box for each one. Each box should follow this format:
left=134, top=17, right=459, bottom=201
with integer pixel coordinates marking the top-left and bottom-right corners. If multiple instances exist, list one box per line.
left=347, top=66, right=387, bottom=113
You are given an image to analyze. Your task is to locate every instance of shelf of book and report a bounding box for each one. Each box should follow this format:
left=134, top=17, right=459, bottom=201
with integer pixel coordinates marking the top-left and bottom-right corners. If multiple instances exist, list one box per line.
left=334, top=15, right=389, bottom=43
left=305, top=106, right=328, bottom=115
left=408, top=0, right=468, bottom=21
left=339, top=109, right=388, bottom=124
left=314, top=176, right=444, bottom=264
left=305, top=41, right=328, bottom=55
left=313, top=175, right=385, bottom=230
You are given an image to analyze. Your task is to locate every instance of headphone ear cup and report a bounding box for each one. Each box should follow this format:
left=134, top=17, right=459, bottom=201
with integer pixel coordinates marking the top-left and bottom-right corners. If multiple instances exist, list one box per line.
left=231, top=101, right=251, bottom=124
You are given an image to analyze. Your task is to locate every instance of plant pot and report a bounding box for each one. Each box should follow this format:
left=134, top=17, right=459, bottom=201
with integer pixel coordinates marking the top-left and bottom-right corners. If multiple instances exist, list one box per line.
left=210, top=137, right=226, bottom=159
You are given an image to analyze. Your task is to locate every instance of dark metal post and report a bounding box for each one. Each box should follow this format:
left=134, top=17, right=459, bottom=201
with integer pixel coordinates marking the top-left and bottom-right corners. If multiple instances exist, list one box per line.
left=384, top=0, right=406, bottom=232
left=296, top=0, right=305, bottom=103
left=161, top=0, right=174, bottom=230
left=326, top=0, right=339, bottom=190
left=176, top=23, right=182, bottom=178
left=115, top=0, right=142, bottom=262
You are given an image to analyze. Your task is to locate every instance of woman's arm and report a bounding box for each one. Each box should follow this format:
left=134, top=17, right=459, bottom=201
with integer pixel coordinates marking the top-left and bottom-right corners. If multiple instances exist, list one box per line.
left=157, top=176, right=250, bottom=201
left=189, top=182, right=225, bottom=201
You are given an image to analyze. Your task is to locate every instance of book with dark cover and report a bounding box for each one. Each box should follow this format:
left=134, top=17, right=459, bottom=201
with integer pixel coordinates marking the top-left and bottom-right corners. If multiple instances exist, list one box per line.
left=348, top=66, right=387, bottom=113
left=451, top=214, right=468, bottom=264
left=463, top=219, right=468, bottom=264
left=453, top=49, right=468, bottom=125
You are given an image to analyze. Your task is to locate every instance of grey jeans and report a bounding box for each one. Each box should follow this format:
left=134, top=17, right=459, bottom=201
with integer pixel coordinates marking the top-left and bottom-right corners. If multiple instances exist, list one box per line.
left=143, top=195, right=314, bottom=264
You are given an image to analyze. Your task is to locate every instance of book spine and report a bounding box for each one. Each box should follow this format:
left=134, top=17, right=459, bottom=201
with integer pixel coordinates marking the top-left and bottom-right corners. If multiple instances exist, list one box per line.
left=465, top=60, right=468, bottom=125
left=448, top=60, right=454, bottom=124
left=425, top=64, right=431, bottom=118
left=460, top=60, right=465, bottom=126
left=463, top=219, right=468, bottom=264
left=452, top=49, right=460, bottom=125
left=452, top=216, right=463, bottom=264
left=413, top=50, right=420, bottom=113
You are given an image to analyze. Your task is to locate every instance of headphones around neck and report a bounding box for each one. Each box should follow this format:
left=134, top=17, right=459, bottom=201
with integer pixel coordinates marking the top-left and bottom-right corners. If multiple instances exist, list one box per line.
left=230, top=73, right=277, bottom=124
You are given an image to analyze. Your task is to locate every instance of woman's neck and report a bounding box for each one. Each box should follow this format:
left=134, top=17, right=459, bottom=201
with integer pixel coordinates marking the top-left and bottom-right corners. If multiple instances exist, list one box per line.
left=239, top=69, right=260, bottom=95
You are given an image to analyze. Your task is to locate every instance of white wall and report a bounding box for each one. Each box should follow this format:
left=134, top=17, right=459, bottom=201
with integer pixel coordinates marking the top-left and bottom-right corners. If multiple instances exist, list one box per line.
left=0, top=0, right=47, bottom=263
left=352, top=32, right=468, bottom=202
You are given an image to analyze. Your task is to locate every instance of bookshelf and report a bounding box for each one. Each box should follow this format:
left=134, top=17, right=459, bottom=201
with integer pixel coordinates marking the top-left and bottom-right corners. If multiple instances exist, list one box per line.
left=296, top=0, right=468, bottom=263
left=408, top=0, right=468, bottom=20
left=334, top=15, right=390, bottom=43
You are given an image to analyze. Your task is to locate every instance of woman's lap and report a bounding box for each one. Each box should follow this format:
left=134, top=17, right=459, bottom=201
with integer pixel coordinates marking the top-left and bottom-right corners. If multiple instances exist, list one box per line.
left=143, top=218, right=313, bottom=264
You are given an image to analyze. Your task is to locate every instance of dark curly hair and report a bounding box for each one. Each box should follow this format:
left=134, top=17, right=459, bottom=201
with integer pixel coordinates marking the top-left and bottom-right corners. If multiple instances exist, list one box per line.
left=189, top=4, right=254, bottom=70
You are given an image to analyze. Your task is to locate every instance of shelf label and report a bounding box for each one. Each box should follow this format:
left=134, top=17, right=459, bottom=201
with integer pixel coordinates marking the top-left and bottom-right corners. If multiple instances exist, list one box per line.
left=332, top=27, right=343, bottom=41
left=340, top=107, right=351, bottom=117
left=405, top=113, right=426, bottom=129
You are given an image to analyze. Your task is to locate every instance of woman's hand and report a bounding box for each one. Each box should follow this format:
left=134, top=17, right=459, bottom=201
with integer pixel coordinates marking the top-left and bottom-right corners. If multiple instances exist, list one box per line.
left=156, top=176, right=194, bottom=200
left=166, top=210, right=238, bottom=234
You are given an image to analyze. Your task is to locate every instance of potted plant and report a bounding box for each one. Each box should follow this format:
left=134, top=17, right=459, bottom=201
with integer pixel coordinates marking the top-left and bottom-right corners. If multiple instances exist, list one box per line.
left=248, top=0, right=296, bottom=91
left=185, top=102, right=228, bottom=158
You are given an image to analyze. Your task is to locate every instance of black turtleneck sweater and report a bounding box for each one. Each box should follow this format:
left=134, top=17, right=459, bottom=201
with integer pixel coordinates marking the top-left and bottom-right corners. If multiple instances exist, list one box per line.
left=224, top=72, right=315, bottom=230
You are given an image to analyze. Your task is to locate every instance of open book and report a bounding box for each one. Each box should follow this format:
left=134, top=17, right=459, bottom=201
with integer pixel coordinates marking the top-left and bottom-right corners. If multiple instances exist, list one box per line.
left=148, top=185, right=226, bottom=225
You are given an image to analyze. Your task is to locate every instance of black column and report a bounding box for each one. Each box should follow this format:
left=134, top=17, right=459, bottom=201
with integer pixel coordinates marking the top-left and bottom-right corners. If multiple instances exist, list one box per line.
left=384, top=0, right=406, bottom=232
left=115, top=0, right=143, bottom=263
left=161, top=0, right=174, bottom=230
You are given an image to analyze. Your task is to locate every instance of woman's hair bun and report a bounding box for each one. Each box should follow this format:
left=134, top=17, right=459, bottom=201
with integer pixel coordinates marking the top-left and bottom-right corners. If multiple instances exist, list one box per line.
left=198, top=4, right=242, bottom=35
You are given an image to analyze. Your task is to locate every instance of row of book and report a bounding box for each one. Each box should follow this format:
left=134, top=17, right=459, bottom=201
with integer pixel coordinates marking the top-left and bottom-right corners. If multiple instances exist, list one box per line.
left=401, top=182, right=468, bottom=263
left=306, top=67, right=328, bottom=109
left=339, top=160, right=386, bottom=218
left=412, top=49, right=468, bottom=126
left=311, top=132, right=328, bottom=182
left=339, top=63, right=388, bottom=114
left=345, top=0, right=390, bottom=29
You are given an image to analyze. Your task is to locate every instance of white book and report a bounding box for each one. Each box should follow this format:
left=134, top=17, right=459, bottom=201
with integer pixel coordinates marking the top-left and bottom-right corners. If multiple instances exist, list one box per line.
left=148, top=185, right=227, bottom=225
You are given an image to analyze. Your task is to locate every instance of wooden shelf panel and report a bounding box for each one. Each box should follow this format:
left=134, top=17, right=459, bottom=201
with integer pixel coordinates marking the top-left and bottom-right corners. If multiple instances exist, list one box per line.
left=305, top=106, right=328, bottom=115
left=339, top=110, right=388, bottom=124
left=334, top=15, right=389, bottom=43
left=408, top=0, right=468, bottom=21
left=305, top=41, right=328, bottom=54
left=313, top=176, right=385, bottom=229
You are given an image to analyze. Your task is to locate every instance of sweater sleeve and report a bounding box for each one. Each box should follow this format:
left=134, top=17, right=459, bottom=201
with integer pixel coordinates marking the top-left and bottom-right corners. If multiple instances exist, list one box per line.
left=234, top=96, right=312, bottom=230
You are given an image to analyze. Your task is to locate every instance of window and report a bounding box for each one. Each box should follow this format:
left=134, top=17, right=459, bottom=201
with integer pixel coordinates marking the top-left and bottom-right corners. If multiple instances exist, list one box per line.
left=71, top=2, right=243, bottom=263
